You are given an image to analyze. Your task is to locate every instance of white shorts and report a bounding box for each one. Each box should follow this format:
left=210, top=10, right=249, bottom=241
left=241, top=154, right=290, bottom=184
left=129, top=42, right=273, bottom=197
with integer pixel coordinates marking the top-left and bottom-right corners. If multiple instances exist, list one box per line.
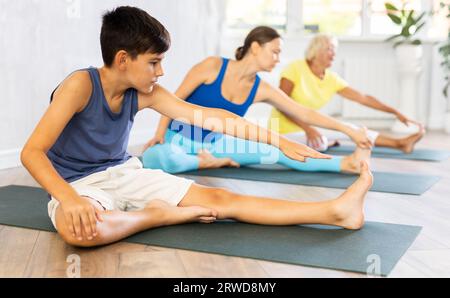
left=47, top=157, right=194, bottom=230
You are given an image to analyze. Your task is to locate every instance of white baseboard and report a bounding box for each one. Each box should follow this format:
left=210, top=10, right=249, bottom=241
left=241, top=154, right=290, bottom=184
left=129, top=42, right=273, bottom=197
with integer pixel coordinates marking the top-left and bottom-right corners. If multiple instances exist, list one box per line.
left=0, top=148, right=22, bottom=170
left=0, top=129, right=154, bottom=171
left=427, top=117, right=445, bottom=130
left=336, top=117, right=396, bottom=130
left=128, top=128, right=155, bottom=147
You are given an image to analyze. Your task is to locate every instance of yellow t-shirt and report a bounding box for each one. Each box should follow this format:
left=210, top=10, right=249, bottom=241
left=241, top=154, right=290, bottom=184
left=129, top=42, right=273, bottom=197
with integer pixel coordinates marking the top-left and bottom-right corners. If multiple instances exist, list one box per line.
left=268, top=59, right=348, bottom=134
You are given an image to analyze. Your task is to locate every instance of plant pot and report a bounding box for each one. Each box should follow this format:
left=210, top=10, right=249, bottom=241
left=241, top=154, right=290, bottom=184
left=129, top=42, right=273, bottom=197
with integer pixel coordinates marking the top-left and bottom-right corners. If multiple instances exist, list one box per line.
left=394, top=44, right=423, bottom=66
left=391, top=44, right=423, bottom=134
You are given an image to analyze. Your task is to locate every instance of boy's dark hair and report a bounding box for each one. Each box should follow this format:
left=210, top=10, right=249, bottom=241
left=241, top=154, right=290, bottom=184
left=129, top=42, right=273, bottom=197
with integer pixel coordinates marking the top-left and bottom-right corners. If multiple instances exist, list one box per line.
left=100, top=6, right=171, bottom=66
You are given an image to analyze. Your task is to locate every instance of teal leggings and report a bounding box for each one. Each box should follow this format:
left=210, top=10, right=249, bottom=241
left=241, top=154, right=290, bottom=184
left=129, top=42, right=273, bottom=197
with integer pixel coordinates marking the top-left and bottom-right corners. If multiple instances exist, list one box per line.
left=142, top=130, right=343, bottom=174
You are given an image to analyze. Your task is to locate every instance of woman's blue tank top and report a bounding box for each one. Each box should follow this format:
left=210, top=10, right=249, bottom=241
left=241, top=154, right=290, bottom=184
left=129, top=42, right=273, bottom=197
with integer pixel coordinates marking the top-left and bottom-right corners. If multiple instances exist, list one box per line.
left=169, top=57, right=260, bottom=142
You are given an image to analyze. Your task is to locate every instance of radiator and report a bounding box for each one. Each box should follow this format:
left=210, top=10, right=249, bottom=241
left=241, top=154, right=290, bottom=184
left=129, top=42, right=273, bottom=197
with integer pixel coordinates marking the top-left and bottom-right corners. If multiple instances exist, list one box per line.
left=341, top=55, right=399, bottom=120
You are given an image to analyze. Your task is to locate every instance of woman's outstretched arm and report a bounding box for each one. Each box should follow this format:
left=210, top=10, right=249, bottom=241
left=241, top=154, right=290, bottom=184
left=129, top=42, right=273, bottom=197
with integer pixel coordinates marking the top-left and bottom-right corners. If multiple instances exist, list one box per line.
left=258, top=81, right=372, bottom=148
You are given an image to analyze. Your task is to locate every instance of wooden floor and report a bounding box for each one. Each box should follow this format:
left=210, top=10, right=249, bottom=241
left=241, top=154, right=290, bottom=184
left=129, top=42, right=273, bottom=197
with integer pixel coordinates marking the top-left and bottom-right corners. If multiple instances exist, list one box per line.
left=1, top=131, right=450, bottom=277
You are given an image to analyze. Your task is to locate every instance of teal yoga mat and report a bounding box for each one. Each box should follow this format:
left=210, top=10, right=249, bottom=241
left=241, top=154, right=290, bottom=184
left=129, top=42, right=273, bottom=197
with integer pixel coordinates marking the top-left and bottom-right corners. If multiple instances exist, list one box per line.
left=325, top=145, right=450, bottom=162
left=0, top=185, right=421, bottom=276
left=181, top=167, right=440, bottom=195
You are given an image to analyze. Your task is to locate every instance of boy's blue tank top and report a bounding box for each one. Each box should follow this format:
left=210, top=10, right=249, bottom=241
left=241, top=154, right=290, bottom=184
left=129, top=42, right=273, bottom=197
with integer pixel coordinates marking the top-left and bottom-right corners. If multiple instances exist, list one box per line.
left=47, top=67, right=139, bottom=182
left=169, top=57, right=260, bottom=142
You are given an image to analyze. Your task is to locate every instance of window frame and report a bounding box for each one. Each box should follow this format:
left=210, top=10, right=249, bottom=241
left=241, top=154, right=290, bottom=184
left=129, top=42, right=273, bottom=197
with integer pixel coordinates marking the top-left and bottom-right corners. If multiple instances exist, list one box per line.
left=224, top=0, right=442, bottom=42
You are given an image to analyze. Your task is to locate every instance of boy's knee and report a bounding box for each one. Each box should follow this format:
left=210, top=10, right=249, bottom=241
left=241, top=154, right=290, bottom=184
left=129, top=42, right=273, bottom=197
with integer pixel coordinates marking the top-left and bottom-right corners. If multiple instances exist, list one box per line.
left=56, top=213, right=105, bottom=248
left=210, top=188, right=234, bottom=207
left=59, top=231, right=83, bottom=247
left=59, top=227, right=104, bottom=248
left=54, top=199, right=106, bottom=248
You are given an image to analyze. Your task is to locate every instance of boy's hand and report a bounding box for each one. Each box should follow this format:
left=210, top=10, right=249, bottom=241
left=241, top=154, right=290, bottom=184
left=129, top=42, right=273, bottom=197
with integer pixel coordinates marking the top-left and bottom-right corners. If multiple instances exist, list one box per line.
left=60, top=196, right=104, bottom=241
left=279, top=138, right=332, bottom=162
left=143, top=133, right=165, bottom=152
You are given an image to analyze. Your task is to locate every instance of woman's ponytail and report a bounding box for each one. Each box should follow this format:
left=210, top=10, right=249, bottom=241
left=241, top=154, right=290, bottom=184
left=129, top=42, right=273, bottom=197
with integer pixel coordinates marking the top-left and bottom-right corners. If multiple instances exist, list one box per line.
left=234, top=26, right=280, bottom=61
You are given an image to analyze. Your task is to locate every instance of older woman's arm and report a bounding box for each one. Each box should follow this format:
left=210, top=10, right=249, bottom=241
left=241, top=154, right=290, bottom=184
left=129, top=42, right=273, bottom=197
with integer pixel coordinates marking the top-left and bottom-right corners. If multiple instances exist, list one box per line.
left=338, top=87, right=421, bottom=127
left=260, top=81, right=372, bottom=148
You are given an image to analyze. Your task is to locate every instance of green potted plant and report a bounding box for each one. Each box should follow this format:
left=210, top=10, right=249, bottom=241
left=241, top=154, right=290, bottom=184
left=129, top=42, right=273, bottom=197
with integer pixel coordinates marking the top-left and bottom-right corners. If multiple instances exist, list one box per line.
left=384, top=2, right=427, bottom=47
left=384, top=1, right=427, bottom=66
left=437, top=1, right=450, bottom=132
left=441, top=41, right=450, bottom=98
left=384, top=2, right=428, bottom=133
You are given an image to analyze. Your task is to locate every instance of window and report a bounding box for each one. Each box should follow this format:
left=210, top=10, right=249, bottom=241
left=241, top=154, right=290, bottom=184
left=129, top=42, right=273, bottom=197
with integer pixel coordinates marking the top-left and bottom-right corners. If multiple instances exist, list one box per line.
left=302, top=0, right=363, bottom=36
left=428, top=0, right=450, bottom=39
left=225, top=0, right=287, bottom=34
left=369, top=0, right=449, bottom=38
left=224, top=0, right=449, bottom=39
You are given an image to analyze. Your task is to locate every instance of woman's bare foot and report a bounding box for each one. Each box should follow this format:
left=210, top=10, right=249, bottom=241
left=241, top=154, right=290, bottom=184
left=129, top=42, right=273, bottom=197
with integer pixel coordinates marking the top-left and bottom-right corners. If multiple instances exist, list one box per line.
left=328, top=139, right=340, bottom=148
left=398, top=126, right=426, bottom=154
left=341, top=146, right=372, bottom=174
left=330, top=161, right=373, bottom=229
left=197, top=149, right=240, bottom=169
left=145, top=199, right=218, bottom=224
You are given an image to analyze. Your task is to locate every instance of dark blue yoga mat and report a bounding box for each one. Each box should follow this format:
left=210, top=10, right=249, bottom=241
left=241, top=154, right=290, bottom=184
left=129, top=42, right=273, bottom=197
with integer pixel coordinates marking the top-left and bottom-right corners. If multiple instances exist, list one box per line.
left=0, top=185, right=422, bottom=276
left=181, top=167, right=440, bottom=195
left=325, top=145, right=450, bottom=162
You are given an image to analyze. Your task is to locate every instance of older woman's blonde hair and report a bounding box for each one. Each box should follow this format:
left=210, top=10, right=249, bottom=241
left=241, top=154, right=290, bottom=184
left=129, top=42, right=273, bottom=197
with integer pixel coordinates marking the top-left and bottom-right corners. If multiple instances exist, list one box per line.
left=305, top=34, right=338, bottom=61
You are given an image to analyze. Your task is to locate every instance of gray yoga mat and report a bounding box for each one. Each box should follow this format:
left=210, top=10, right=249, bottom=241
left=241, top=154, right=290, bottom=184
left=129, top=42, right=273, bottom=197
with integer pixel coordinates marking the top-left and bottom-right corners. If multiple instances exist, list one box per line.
left=181, top=167, right=440, bottom=195
left=325, top=145, right=450, bottom=162
left=0, top=185, right=421, bottom=276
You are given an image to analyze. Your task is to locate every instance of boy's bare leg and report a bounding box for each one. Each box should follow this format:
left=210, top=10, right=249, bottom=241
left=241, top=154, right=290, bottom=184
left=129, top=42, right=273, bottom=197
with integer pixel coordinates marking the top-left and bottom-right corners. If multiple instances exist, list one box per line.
left=179, top=162, right=373, bottom=229
left=57, top=162, right=372, bottom=247
left=55, top=198, right=218, bottom=247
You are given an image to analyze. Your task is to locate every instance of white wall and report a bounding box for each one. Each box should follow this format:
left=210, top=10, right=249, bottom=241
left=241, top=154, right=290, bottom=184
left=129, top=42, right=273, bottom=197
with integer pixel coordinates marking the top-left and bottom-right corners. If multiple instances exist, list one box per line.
left=0, top=0, right=224, bottom=169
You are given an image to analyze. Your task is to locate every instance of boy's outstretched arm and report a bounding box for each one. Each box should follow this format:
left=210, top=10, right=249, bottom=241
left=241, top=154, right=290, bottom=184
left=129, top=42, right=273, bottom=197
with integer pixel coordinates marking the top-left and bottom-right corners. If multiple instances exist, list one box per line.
left=21, top=71, right=102, bottom=242
left=142, top=85, right=331, bottom=162
left=143, top=56, right=220, bottom=150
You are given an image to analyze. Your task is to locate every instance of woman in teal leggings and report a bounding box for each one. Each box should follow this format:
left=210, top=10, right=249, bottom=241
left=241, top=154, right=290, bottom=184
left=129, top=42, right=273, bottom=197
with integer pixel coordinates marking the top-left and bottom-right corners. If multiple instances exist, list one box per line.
left=142, top=26, right=371, bottom=174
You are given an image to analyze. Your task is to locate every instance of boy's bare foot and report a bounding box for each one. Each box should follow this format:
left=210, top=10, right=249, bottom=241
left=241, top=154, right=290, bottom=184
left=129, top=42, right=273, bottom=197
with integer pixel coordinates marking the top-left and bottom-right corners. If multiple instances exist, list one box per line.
left=398, top=126, right=426, bottom=154
left=145, top=199, right=218, bottom=224
left=341, top=146, right=372, bottom=174
left=198, top=149, right=240, bottom=169
left=330, top=161, right=373, bottom=229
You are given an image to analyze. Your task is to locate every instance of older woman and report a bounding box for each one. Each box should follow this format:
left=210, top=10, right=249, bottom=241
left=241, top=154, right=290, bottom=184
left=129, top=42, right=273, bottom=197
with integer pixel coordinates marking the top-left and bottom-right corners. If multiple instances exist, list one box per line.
left=269, top=34, right=425, bottom=153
